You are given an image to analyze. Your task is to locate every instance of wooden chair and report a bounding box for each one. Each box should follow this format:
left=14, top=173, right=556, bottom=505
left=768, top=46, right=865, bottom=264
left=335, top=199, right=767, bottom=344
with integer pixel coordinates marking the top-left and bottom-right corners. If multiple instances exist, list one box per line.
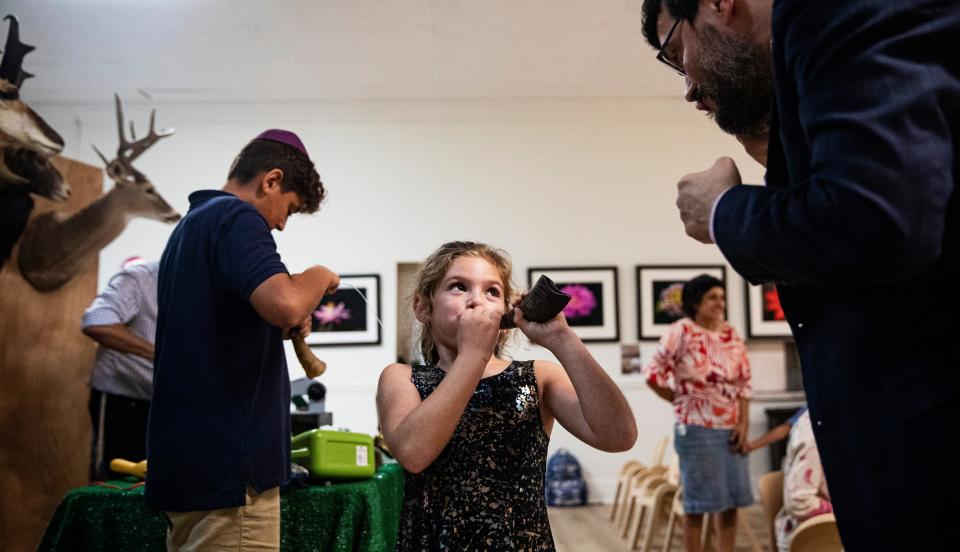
left=737, top=509, right=766, bottom=552
left=662, top=496, right=727, bottom=552
left=661, top=485, right=685, bottom=552
left=611, top=460, right=647, bottom=521
left=611, top=436, right=670, bottom=526
left=757, top=470, right=785, bottom=551
left=651, top=435, right=669, bottom=468
left=789, top=514, right=842, bottom=552
left=623, top=455, right=680, bottom=551
left=664, top=488, right=764, bottom=552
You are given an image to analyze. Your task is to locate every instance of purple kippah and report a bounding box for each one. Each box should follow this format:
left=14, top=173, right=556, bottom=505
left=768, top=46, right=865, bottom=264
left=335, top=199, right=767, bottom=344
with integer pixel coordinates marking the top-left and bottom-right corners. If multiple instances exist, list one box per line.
left=254, top=129, right=309, bottom=157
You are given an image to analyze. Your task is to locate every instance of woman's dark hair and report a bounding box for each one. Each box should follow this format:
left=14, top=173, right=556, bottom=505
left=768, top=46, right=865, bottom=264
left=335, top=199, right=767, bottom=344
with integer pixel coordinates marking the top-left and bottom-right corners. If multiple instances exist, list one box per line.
left=227, top=139, right=325, bottom=213
left=681, top=274, right=724, bottom=318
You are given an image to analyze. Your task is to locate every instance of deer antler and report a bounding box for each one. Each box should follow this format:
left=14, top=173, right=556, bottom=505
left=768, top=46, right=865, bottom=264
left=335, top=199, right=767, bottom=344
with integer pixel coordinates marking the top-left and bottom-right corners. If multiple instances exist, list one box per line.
left=92, top=94, right=175, bottom=184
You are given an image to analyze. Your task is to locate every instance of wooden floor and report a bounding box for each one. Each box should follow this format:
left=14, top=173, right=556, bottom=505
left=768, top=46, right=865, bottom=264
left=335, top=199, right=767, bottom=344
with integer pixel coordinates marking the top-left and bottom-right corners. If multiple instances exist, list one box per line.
left=548, top=504, right=771, bottom=552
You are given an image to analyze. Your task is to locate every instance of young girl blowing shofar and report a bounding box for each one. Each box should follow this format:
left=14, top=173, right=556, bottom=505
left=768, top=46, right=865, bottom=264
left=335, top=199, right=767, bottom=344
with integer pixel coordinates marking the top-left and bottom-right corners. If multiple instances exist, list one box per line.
left=377, top=241, right=638, bottom=550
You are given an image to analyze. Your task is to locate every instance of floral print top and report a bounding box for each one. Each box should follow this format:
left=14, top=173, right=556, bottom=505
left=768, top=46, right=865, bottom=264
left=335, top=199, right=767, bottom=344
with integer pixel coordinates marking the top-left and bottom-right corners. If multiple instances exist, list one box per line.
left=643, top=318, right=751, bottom=429
left=775, top=410, right=833, bottom=552
left=397, top=360, right=554, bottom=551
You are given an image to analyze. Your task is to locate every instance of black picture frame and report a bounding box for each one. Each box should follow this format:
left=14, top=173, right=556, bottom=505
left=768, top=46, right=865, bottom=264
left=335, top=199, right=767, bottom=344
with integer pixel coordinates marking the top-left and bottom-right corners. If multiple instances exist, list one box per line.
left=305, top=274, right=382, bottom=346
left=744, top=281, right=792, bottom=339
left=636, top=265, right=726, bottom=340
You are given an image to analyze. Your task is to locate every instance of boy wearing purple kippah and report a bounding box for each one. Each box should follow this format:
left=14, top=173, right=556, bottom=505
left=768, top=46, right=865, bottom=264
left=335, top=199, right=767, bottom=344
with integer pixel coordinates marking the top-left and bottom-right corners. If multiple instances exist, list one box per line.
left=146, top=130, right=339, bottom=550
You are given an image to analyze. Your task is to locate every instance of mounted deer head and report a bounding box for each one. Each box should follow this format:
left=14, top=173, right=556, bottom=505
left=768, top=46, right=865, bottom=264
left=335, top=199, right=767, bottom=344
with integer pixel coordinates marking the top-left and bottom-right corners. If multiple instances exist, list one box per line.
left=92, top=95, right=180, bottom=223
left=16, top=97, right=180, bottom=292
left=0, top=14, right=68, bottom=201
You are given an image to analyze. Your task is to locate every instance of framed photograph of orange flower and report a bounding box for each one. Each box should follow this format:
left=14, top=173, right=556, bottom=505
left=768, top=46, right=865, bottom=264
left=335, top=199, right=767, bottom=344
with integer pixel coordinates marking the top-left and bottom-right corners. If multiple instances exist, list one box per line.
left=745, top=282, right=792, bottom=339
left=305, top=274, right=381, bottom=346
left=636, top=265, right=726, bottom=340
left=527, top=266, right=620, bottom=342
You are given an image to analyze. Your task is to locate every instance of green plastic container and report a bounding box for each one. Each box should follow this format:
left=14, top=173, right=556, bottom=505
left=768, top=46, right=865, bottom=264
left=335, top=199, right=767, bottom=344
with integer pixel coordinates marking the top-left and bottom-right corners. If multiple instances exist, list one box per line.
left=291, top=428, right=375, bottom=480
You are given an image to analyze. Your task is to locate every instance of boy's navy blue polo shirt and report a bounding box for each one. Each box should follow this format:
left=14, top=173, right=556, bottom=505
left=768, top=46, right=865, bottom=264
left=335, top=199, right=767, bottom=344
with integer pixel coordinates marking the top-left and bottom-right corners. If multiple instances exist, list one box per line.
left=146, top=190, right=291, bottom=511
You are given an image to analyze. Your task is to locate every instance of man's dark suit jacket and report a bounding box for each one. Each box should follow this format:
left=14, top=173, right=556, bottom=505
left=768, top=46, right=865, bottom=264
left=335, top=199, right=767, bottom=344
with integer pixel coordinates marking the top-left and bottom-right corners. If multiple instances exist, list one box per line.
left=713, top=1, right=959, bottom=549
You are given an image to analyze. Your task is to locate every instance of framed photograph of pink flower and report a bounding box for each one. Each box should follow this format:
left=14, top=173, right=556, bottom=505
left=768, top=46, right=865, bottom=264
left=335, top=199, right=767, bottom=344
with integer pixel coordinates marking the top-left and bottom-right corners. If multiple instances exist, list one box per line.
left=636, top=265, right=726, bottom=340
left=527, top=266, right=620, bottom=342
left=305, top=274, right=381, bottom=346
left=745, top=282, right=792, bottom=339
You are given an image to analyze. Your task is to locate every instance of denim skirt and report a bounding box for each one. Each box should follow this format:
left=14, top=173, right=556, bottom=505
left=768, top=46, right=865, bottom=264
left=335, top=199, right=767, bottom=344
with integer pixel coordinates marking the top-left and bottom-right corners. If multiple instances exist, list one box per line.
left=674, top=422, right=753, bottom=514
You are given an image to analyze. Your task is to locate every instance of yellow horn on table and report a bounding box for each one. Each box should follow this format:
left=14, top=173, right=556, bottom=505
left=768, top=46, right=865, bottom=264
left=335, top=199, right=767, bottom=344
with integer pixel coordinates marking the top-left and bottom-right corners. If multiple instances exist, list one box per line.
left=109, top=458, right=147, bottom=479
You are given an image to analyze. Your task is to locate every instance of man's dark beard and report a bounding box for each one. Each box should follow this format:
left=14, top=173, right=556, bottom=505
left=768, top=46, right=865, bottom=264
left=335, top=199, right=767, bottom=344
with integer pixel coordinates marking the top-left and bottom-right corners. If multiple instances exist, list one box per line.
left=697, top=24, right=773, bottom=138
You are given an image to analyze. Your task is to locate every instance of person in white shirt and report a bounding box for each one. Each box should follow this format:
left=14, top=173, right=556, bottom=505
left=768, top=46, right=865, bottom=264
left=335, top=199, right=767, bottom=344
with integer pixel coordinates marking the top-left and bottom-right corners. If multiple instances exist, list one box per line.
left=81, top=257, right=158, bottom=479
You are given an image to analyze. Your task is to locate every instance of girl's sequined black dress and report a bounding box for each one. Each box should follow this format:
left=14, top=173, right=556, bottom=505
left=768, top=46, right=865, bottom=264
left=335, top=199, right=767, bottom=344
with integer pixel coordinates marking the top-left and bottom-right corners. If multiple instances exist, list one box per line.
left=397, top=360, right=554, bottom=551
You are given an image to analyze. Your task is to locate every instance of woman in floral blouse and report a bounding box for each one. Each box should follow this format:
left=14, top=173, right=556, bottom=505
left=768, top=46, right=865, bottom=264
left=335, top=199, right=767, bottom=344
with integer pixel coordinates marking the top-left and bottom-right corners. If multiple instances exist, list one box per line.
left=643, top=274, right=752, bottom=552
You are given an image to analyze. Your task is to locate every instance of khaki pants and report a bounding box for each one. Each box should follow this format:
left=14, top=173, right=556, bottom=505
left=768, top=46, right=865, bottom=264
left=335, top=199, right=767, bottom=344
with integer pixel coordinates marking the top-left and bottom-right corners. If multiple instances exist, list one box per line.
left=166, top=486, right=280, bottom=551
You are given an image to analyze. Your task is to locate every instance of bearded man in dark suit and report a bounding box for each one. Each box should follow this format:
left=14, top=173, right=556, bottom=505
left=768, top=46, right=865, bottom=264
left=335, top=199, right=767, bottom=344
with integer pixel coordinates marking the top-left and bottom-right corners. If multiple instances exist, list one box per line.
left=640, top=0, right=960, bottom=549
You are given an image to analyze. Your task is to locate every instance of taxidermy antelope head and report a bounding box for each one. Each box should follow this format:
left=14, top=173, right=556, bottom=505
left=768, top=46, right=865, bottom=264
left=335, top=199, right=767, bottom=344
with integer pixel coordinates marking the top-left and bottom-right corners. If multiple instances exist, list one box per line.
left=16, top=96, right=180, bottom=292
left=0, top=14, right=68, bottom=201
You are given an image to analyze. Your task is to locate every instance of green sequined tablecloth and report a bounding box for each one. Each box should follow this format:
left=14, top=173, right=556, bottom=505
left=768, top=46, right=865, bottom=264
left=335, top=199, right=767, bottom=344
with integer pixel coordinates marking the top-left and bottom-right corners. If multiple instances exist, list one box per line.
left=38, top=463, right=403, bottom=552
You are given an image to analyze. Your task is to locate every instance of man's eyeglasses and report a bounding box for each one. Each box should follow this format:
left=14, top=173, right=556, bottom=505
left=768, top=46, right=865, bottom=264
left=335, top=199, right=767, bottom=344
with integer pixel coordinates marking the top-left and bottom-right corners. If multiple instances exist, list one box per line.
left=656, top=18, right=685, bottom=76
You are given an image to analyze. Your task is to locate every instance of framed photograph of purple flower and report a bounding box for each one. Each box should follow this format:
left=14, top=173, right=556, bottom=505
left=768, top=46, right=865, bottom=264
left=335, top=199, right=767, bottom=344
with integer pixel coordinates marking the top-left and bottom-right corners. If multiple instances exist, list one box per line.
left=305, top=274, right=381, bottom=346
left=527, top=266, right=620, bottom=342
left=636, top=265, right=726, bottom=340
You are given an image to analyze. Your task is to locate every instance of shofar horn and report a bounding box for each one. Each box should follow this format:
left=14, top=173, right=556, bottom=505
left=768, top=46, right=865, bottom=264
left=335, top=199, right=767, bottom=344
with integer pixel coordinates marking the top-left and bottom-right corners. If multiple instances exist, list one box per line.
left=292, top=334, right=327, bottom=378
left=109, top=459, right=147, bottom=479
left=500, top=275, right=572, bottom=329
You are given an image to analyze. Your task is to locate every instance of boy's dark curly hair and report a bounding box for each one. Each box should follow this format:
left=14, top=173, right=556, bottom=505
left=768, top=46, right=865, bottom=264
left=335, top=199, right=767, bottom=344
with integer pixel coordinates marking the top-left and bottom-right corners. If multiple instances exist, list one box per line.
left=227, top=139, right=325, bottom=213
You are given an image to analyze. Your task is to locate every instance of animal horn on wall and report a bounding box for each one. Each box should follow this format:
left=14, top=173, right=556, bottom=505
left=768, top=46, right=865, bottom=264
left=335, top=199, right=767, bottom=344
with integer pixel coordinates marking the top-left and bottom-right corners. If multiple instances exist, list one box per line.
left=0, top=15, right=35, bottom=91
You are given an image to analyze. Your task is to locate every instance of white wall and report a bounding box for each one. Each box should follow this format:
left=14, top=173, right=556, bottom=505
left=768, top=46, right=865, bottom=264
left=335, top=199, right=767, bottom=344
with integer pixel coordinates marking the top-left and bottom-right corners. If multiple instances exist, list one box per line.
left=38, top=97, right=799, bottom=502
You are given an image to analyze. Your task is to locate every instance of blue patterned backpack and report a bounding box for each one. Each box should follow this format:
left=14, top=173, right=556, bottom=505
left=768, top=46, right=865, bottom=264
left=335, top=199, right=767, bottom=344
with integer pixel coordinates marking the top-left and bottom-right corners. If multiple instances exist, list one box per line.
left=544, top=448, right=588, bottom=506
